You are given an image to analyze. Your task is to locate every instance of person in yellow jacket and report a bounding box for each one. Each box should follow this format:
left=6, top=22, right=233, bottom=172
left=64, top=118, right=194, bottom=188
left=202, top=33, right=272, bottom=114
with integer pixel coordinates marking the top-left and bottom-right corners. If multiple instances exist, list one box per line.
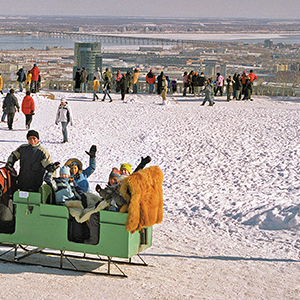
left=131, top=68, right=139, bottom=94
left=0, top=73, right=3, bottom=94
left=26, top=71, right=32, bottom=92
left=92, top=76, right=100, bottom=101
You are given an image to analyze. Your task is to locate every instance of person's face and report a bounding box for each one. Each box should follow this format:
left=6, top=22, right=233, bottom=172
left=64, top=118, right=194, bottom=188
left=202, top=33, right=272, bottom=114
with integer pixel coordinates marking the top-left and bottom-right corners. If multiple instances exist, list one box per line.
left=27, top=136, right=39, bottom=146
left=70, top=165, right=78, bottom=175
left=60, top=174, right=69, bottom=179
left=121, top=168, right=130, bottom=176
left=109, top=177, right=117, bottom=186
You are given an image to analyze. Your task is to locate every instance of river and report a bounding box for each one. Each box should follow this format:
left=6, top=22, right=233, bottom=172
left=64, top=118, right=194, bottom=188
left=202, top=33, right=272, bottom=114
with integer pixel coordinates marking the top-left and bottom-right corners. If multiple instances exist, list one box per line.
left=0, top=33, right=299, bottom=50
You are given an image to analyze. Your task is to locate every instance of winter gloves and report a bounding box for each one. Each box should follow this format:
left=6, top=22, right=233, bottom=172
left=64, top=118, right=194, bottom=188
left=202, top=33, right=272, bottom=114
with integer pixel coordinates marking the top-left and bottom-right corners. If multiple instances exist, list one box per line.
left=141, top=156, right=151, bottom=165
left=45, top=161, right=60, bottom=173
left=133, top=156, right=152, bottom=173
left=85, top=145, right=97, bottom=158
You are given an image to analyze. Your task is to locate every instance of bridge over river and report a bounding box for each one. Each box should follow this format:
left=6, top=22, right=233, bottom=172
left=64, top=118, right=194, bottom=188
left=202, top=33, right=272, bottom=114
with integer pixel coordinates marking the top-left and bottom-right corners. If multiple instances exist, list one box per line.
left=40, top=31, right=222, bottom=47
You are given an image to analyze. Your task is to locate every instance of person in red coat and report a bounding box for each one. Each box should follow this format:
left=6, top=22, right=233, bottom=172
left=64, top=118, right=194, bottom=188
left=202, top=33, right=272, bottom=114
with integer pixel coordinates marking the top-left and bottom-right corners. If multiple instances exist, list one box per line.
left=247, top=69, right=258, bottom=100
left=29, top=63, right=39, bottom=93
left=21, top=91, right=35, bottom=129
left=146, top=69, right=156, bottom=94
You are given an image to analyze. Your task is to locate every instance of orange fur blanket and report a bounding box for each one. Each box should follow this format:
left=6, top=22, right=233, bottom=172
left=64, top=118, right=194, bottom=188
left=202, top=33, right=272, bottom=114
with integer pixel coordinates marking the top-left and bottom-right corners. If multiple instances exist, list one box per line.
left=119, top=166, right=163, bottom=232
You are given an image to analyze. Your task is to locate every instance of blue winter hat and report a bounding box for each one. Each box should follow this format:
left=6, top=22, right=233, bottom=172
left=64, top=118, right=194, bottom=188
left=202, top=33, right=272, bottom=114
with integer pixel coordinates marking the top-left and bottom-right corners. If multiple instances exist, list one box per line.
left=60, top=166, right=70, bottom=176
left=69, top=161, right=79, bottom=167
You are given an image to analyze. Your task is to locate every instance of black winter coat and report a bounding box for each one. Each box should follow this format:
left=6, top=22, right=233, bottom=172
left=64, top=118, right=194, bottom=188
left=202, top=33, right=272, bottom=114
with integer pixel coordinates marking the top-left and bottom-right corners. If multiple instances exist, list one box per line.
left=8, top=143, right=52, bottom=192
left=17, top=68, right=26, bottom=82
left=3, top=93, right=19, bottom=113
left=235, top=77, right=242, bottom=90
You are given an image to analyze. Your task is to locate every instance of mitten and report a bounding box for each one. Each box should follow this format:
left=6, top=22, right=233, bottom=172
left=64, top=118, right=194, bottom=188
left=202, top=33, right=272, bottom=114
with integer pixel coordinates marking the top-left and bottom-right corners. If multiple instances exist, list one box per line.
left=46, top=161, right=60, bottom=173
left=141, top=156, right=151, bottom=165
left=85, top=145, right=97, bottom=158
left=95, top=184, right=102, bottom=193
left=30, top=110, right=35, bottom=115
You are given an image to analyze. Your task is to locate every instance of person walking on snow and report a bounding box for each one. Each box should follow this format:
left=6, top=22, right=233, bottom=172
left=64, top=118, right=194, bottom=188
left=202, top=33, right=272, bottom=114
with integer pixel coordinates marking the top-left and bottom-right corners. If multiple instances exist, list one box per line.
left=201, top=79, right=215, bottom=107
left=247, top=69, right=258, bottom=100
left=0, top=73, right=3, bottom=94
left=92, top=76, right=100, bottom=101
left=55, top=98, right=73, bottom=143
left=29, top=63, right=39, bottom=93
left=146, top=69, right=156, bottom=94
left=93, top=67, right=102, bottom=92
left=21, top=91, right=35, bottom=129
left=102, top=75, right=113, bottom=102
left=215, top=73, right=224, bottom=96
left=16, top=67, right=26, bottom=92
left=161, top=75, right=168, bottom=104
left=80, top=67, right=89, bottom=93
left=2, top=89, right=19, bottom=130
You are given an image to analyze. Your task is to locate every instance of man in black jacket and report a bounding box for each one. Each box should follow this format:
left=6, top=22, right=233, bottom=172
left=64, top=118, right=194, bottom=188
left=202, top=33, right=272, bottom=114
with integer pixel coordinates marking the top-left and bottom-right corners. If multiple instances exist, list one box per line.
left=2, top=89, right=19, bottom=130
left=16, top=67, right=26, bottom=92
left=6, top=130, right=57, bottom=192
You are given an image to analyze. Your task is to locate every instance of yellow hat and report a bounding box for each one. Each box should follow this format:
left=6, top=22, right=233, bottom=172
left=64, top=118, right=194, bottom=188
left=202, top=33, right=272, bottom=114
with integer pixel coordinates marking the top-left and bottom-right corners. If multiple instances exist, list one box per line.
left=120, top=163, right=131, bottom=174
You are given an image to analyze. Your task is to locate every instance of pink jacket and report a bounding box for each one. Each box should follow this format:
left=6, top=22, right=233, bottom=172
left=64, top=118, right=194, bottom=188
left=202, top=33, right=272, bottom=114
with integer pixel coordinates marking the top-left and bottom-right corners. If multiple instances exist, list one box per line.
left=217, top=75, right=224, bottom=87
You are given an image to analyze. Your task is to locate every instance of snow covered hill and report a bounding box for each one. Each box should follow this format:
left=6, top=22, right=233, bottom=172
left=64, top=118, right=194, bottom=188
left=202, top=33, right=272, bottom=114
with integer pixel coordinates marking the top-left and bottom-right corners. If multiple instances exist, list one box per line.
left=1, top=90, right=300, bottom=299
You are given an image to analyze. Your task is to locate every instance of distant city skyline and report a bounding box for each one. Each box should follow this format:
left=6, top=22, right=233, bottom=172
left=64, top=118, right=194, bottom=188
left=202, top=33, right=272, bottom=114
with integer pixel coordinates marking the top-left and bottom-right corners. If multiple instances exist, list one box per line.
left=1, top=0, right=300, bottom=20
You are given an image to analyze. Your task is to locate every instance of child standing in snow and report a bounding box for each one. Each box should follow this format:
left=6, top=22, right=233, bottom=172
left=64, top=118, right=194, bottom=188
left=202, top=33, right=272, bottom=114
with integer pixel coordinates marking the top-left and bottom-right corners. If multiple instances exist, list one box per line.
left=161, top=75, right=168, bottom=103
left=55, top=97, right=73, bottom=143
left=92, top=76, right=100, bottom=101
left=102, top=76, right=113, bottom=102
left=201, top=79, right=215, bottom=106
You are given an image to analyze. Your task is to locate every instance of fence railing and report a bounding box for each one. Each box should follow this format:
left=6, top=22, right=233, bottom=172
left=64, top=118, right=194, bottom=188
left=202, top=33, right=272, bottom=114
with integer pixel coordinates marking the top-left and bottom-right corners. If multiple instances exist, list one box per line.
left=2, top=80, right=297, bottom=97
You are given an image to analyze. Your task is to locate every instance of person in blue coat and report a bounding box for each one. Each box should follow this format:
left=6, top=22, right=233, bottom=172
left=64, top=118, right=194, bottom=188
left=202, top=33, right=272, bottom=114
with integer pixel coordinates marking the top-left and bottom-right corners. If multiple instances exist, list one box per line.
left=64, top=145, right=97, bottom=193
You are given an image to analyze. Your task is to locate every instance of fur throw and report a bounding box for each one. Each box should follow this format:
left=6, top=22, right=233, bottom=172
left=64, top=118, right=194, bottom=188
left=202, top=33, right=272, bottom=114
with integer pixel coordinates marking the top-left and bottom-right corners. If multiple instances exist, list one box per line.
left=119, top=166, right=163, bottom=232
left=65, top=192, right=109, bottom=223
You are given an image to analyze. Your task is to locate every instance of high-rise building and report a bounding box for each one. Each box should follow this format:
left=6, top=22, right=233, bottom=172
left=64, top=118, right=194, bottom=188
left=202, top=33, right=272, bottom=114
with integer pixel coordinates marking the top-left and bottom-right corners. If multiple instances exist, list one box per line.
left=264, top=39, right=273, bottom=48
left=219, top=63, right=227, bottom=77
left=204, top=61, right=216, bottom=77
left=74, top=42, right=102, bottom=80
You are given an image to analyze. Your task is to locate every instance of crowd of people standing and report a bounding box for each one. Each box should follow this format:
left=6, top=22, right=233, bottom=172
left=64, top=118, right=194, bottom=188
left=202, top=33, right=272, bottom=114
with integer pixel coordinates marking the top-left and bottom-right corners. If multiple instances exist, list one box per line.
left=80, top=67, right=257, bottom=105
left=182, top=69, right=258, bottom=105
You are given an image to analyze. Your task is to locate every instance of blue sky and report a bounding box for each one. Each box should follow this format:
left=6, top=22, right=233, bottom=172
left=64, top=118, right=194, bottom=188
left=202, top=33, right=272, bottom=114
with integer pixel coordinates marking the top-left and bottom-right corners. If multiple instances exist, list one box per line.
left=2, top=0, right=300, bottom=19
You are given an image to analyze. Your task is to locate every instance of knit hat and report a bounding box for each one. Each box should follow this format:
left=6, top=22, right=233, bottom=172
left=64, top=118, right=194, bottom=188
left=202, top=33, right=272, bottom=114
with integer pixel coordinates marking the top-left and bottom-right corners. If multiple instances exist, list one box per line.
left=60, top=166, right=70, bottom=176
left=27, top=130, right=39, bottom=140
left=109, top=167, right=121, bottom=179
left=69, top=161, right=79, bottom=167
left=120, top=163, right=131, bottom=174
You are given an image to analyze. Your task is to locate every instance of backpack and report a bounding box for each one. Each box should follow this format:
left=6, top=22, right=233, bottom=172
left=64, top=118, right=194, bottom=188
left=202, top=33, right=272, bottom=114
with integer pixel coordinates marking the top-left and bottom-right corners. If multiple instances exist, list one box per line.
left=0, top=167, right=17, bottom=207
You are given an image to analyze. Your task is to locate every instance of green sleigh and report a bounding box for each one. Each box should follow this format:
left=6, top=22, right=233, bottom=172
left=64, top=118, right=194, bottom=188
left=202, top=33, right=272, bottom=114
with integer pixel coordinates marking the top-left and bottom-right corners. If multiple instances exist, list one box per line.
left=0, top=185, right=153, bottom=277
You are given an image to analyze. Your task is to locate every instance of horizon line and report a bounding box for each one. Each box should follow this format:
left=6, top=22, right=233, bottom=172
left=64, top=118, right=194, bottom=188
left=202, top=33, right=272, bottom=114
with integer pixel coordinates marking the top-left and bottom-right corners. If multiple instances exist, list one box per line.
left=0, top=15, right=300, bottom=21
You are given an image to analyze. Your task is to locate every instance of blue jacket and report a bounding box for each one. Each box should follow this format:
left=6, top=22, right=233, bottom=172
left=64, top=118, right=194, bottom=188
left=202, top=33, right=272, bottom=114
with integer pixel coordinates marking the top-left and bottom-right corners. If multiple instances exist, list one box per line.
left=70, top=157, right=96, bottom=192
left=44, top=172, right=85, bottom=205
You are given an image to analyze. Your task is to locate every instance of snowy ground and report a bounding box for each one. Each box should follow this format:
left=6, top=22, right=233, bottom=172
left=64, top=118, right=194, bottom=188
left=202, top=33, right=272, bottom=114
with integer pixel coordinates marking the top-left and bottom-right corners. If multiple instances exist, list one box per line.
left=1, top=90, right=300, bottom=299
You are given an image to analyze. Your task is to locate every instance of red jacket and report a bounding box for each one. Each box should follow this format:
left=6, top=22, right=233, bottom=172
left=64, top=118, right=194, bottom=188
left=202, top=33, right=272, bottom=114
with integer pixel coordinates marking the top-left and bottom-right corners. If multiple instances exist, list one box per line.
left=21, top=95, right=35, bottom=115
left=30, top=66, right=39, bottom=81
left=241, top=73, right=247, bottom=84
left=146, top=72, right=156, bottom=84
left=247, top=72, right=258, bottom=82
